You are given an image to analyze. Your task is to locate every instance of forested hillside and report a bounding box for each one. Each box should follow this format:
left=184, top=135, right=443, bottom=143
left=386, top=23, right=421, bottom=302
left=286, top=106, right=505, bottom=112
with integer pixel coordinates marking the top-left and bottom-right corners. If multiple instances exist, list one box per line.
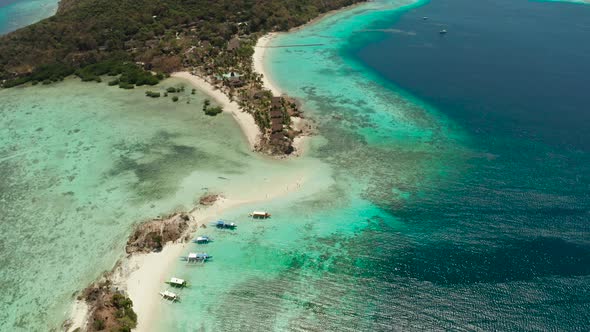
left=0, top=0, right=361, bottom=81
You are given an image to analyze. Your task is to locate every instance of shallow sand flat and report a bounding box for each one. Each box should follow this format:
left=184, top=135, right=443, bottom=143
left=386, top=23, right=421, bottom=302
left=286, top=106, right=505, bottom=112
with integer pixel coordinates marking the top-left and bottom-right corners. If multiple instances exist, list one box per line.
left=58, top=73, right=333, bottom=331
left=171, top=72, right=260, bottom=149
left=0, top=76, right=328, bottom=331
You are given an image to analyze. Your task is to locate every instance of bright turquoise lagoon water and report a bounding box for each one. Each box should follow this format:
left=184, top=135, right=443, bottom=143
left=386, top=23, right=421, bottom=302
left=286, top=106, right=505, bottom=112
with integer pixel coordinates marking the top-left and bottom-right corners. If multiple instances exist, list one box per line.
left=1, top=0, right=588, bottom=330
left=157, top=1, right=469, bottom=331
left=0, top=78, right=327, bottom=331
left=159, top=0, right=589, bottom=330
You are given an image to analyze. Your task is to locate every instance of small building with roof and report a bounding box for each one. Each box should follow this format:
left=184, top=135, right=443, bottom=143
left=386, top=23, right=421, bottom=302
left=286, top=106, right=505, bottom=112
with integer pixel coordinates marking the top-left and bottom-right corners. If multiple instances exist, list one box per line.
left=271, top=121, right=284, bottom=133
left=227, top=37, right=241, bottom=51
left=270, top=110, right=283, bottom=119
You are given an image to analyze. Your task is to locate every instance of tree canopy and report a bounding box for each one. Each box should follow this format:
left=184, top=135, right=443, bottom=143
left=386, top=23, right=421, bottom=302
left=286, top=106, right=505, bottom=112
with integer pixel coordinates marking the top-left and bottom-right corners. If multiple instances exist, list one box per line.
left=0, top=0, right=362, bottom=83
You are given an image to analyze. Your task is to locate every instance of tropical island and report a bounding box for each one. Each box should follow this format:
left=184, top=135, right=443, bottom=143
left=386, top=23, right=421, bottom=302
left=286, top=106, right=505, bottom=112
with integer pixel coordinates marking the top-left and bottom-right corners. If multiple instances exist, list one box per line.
left=0, top=0, right=363, bottom=155
left=0, top=1, right=364, bottom=331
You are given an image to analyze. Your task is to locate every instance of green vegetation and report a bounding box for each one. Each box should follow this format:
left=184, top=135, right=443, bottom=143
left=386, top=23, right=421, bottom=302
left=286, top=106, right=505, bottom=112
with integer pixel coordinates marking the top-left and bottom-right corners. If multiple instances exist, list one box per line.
left=118, top=82, right=134, bottom=89
left=145, top=90, right=161, bottom=98
left=112, top=294, right=137, bottom=332
left=172, top=96, right=179, bottom=102
left=202, top=99, right=211, bottom=110
left=0, top=0, right=362, bottom=85
left=2, top=59, right=162, bottom=88
left=202, top=99, right=222, bottom=116
left=0, top=0, right=362, bottom=153
left=2, top=63, right=74, bottom=87
left=92, top=319, right=105, bottom=330
left=204, top=106, right=223, bottom=116
left=75, top=60, right=161, bottom=85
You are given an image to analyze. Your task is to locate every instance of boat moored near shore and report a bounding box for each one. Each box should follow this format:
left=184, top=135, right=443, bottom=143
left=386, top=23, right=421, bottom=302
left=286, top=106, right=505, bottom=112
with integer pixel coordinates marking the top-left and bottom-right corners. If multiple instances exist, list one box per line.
left=249, top=211, right=271, bottom=219
left=212, top=220, right=237, bottom=229
left=193, top=235, right=212, bottom=244
left=160, top=290, right=180, bottom=302
left=166, top=277, right=188, bottom=288
left=186, top=252, right=212, bottom=263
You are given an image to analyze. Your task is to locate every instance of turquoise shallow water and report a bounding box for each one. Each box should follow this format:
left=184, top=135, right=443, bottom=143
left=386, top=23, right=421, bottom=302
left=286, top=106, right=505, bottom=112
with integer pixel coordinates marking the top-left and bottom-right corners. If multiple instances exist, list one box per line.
left=159, top=0, right=589, bottom=330
left=0, top=78, right=325, bottom=331
left=156, top=1, right=473, bottom=331
left=1, top=0, right=588, bottom=330
left=0, top=0, right=58, bottom=34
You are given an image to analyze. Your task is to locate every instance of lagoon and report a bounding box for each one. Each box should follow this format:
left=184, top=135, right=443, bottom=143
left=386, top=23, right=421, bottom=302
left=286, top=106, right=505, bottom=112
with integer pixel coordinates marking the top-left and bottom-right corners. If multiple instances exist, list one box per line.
left=159, top=0, right=590, bottom=330
left=1, top=0, right=589, bottom=330
left=0, top=77, right=327, bottom=331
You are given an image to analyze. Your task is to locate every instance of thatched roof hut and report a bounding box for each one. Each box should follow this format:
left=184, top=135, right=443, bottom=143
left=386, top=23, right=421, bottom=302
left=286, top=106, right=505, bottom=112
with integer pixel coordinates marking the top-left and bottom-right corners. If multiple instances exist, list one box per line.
left=227, top=37, right=241, bottom=51
left=271, top=121, right=283, bottom=133
left=270, top=110, right=283, bottom=118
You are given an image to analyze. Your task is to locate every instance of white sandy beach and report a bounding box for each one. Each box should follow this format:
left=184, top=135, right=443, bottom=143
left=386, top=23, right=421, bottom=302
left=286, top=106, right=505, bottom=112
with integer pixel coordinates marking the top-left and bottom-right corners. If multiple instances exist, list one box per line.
left=118, top=170, right=324, bottom=331
left=253, top=33, right=283, bottom=96
left=66, top=153, right=331, bottom=331
left=122, top=65, right=316, bottom=332
left=254, top=34, right=314, bottom=156
left=67, top=35, right=321, bottom=332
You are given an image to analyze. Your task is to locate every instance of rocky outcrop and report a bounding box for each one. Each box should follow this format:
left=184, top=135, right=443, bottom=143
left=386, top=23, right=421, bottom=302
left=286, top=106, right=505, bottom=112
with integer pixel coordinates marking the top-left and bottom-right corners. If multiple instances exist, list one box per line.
left=125, top=213, right=191, bottom=254
left=198, top=193, right=220, bottom=206
left=78, top=279, right=137, bottom=332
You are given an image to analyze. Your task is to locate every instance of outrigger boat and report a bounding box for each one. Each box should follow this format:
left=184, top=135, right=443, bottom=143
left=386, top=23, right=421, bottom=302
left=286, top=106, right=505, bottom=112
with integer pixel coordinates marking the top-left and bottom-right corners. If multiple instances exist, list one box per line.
left=186, top=252, right=212, bottom=263
left=166, top=277, right=188, bottom=288
left=212, top=220, right=237, bottom=229
left=249, top=211, right=271, bottom=219
left=193, top=235, right=212, bottom=244
left=160, top=290, right=179, bottom=302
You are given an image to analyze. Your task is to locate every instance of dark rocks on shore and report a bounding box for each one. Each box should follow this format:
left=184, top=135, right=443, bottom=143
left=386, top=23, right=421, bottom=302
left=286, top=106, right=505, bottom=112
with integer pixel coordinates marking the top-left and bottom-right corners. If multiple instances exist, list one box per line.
left=125, top=213, right=191, bottom=254
left=78, top=280, right=137, bottom=332
left=198, top=193, right=220, bottom=206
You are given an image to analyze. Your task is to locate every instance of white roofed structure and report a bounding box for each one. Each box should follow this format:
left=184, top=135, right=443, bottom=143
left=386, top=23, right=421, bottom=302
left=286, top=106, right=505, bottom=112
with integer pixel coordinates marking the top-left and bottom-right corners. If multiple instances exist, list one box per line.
left=160, top=291, right=179, bottom=301
left=250, top=211, right=271, bottom=219
left=170, top=277, right=186, bottom=286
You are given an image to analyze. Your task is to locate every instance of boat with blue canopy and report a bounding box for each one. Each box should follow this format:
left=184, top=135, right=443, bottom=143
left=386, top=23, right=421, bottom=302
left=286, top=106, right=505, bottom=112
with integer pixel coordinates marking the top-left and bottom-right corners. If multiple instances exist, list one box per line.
left=212, top=220, right=237, bottom=229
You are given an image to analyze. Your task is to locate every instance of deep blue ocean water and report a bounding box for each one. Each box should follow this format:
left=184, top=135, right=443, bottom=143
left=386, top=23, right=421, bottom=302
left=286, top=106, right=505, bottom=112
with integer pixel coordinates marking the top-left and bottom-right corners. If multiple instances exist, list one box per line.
left=345, top=0, right=590, bottom=328
left=205, top=0, right=590, bottom=328
left=355, top=0, right=590, bottom=151
left=1, top=0, right=589, bottom=330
